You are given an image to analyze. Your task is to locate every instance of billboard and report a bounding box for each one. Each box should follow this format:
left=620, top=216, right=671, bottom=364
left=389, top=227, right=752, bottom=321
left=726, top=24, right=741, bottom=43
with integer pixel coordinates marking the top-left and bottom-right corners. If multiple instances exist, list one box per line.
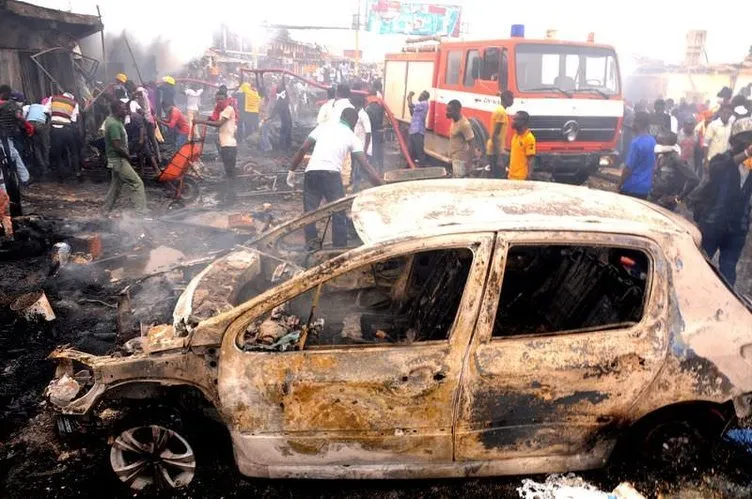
left=365, top=1, right=462, bottom=37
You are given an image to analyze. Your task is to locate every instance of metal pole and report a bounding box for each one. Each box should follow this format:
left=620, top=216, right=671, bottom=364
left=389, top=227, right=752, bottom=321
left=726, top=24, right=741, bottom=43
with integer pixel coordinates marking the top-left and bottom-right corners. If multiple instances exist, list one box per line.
left=355, top=0, right=361, bottom=73
left=96, top=5, right=106, bottom=81
left=122, top=32, right=144, bottom=85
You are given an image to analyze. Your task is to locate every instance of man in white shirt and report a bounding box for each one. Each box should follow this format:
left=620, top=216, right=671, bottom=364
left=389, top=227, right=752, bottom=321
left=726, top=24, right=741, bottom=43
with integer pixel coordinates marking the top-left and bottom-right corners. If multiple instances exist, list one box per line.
left=288, top=107, right=382, bottom=248
left=195, top=89, right=237, bottom=206
left=352, top=94, right=372, bottom=185
left=185, top=87, right=203, bottom=137
left=704, top=104, right=735, bottom=165
left=316, top=87, right=336, bottom=125
left=331, top=84, right=354, bottom=124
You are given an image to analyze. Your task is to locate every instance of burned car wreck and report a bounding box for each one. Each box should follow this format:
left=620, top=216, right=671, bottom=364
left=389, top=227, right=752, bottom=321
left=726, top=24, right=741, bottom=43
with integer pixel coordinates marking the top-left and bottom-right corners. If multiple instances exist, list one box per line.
left=46, top=180, right=752, bottom=490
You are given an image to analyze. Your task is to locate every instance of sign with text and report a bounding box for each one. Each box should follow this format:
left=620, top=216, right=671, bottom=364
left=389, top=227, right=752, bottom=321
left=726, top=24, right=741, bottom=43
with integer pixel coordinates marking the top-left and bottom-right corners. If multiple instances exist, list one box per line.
left=365, top=1, right=462, bottom=37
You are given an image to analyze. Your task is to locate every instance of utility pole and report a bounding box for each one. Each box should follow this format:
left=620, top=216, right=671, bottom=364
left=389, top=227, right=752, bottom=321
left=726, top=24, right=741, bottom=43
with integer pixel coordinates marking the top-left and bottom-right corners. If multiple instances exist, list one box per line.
left=354, top=0, right=361, bottom=72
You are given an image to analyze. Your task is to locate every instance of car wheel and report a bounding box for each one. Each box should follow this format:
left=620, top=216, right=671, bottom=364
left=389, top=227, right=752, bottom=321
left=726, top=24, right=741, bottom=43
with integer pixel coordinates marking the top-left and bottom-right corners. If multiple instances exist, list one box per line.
left=639, top=419, right=715, bottom=470
left=109, top=415, right=197, bottom=492
left=108, top=405, right=200, bottom=491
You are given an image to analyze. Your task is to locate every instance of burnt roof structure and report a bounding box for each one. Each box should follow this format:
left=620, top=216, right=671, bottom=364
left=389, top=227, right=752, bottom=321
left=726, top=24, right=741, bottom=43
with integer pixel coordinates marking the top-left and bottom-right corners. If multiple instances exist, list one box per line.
left=0, top=0, right=103, bottom=102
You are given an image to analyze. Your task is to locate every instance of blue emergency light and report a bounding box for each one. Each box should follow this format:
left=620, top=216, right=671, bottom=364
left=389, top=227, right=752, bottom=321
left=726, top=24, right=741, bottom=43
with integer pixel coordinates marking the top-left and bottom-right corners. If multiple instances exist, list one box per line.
left=511, top=24, right=525, bottom=38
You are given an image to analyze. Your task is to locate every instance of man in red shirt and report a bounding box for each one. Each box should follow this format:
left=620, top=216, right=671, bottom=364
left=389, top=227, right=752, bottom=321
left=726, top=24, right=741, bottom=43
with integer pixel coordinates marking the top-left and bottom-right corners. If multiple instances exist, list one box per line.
left=159, top=101, right=189, bottom=148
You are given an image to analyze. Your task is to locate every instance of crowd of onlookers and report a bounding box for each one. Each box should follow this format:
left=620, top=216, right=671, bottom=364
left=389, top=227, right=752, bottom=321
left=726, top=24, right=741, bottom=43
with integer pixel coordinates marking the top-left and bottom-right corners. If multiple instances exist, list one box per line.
left=619, top=85, right=752, bottom=286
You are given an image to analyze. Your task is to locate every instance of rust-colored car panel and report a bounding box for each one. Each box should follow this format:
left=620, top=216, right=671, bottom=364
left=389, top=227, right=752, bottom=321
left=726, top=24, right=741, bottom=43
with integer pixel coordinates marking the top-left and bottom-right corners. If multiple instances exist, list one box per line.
left=218, top=233, right=493, bottom=475
left=46, top=180, right=752, bottom=481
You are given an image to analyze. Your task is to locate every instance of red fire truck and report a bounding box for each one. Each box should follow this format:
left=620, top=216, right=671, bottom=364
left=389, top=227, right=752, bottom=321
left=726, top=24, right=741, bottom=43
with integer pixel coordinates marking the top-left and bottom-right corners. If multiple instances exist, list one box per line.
left=383, top=32, right=624, bottom=183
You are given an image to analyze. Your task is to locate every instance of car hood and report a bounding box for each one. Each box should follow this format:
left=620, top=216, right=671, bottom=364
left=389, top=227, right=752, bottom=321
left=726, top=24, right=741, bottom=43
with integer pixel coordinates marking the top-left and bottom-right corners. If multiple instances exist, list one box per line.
left=171, top=247, right=302, bottom=344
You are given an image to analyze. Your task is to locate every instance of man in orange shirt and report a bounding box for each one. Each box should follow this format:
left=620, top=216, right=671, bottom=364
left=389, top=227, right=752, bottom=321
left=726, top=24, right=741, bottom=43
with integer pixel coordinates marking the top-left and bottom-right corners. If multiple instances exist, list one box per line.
left=508, top=111, right=536, bottom=180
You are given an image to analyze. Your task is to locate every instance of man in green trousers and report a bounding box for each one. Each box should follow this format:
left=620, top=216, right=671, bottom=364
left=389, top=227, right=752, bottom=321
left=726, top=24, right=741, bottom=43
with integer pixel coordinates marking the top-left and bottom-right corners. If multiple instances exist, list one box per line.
left=102, top=100, right=146, bottom=215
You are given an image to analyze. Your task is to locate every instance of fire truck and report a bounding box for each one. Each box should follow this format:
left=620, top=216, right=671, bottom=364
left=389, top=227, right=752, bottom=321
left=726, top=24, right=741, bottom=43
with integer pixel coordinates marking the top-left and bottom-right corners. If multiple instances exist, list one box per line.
left=383, top=30, right=624, bottom=183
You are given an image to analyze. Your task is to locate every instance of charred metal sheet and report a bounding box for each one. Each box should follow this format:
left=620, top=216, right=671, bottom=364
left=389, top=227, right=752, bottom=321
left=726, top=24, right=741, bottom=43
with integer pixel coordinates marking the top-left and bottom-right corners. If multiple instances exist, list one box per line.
left=47, top=347, right=219, bottom=415
left=351, top=179, right=692, bottom=246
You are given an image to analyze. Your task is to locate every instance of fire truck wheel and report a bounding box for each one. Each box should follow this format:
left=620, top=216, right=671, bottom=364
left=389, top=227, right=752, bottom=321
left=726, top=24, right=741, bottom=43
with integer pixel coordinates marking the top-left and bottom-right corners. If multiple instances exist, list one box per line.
left=468, top=118, right=489, bottom=176
left=553, top=170, right=590, bottom=185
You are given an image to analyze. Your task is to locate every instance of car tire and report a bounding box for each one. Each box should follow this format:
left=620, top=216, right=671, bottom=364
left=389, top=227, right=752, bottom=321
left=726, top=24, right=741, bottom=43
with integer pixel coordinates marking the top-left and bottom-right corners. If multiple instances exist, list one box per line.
left=106, top=406, right=202, bottom=493
left=632, top=412, right=726, bottom=472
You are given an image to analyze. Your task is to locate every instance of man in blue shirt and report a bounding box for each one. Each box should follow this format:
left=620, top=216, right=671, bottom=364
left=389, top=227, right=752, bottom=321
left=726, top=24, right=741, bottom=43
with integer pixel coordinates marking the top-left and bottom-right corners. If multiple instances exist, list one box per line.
left=24, top=100, right=50, bottom=179
left=620, top=112, right=656, bottom=200
left=407, top=90, right=429, bottom=166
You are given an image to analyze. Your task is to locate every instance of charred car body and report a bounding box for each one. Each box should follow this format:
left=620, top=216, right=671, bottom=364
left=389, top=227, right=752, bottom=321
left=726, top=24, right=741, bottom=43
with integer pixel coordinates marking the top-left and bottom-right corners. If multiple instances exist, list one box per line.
left=47, top=180, right=752, bottom=490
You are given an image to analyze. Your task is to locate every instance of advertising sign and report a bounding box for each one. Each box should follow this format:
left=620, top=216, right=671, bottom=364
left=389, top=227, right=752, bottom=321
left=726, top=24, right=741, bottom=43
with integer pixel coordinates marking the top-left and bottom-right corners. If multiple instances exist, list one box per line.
left=365, top=1, right=462, bottom=37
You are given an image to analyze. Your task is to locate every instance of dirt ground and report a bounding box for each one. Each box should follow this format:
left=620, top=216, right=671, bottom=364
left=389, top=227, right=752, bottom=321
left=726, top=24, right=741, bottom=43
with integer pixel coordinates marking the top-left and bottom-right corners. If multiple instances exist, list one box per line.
left=1, top=130, right=752, bottom=498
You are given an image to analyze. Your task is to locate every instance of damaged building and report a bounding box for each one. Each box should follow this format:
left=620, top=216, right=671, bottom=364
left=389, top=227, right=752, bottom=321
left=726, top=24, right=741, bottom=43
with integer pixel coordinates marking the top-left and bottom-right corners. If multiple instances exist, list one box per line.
left=0, top=0, right=102, bottom=102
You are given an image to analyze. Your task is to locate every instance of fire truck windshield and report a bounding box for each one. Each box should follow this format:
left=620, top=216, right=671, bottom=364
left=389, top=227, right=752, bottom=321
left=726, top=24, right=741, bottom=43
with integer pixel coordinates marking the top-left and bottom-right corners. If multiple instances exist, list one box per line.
left=515, top=43, right=620, bottom=97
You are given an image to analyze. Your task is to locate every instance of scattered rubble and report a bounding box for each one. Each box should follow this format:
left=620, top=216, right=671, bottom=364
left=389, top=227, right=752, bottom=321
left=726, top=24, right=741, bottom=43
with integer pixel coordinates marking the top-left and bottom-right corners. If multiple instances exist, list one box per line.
left=517, top=474, right=645, bottom=499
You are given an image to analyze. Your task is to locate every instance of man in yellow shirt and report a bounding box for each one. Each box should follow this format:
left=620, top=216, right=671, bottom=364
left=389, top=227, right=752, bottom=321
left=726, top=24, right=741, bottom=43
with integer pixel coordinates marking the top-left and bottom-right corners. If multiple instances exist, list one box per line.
left=508, top=111, right=536, bottom=180
left=238, top=82, right=261, bottom=141
left=486, top=90, right=514, bottom=178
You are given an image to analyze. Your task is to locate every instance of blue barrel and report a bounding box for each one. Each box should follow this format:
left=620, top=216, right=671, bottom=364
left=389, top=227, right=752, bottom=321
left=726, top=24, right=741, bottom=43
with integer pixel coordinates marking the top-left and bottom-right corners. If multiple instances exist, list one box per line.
left=510, top=24, right=525, bottom=38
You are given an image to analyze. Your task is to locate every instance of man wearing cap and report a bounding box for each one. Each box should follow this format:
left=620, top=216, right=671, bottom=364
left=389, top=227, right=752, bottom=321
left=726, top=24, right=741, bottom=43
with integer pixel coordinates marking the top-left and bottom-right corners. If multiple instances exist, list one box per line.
left=114, top=73, right=128, bottom=100
left=44, top=90, right=81, bottom=181
left=715, top=87, right=733, bottom=114
left=690, top=117, right=752, bottom=286
left=157, top=76, right=176, bottom=119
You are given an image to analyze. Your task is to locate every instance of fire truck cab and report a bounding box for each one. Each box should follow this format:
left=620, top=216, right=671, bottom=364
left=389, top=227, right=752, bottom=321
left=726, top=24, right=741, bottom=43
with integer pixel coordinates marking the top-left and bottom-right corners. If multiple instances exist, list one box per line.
left=384, top=32, right=623, bottom=183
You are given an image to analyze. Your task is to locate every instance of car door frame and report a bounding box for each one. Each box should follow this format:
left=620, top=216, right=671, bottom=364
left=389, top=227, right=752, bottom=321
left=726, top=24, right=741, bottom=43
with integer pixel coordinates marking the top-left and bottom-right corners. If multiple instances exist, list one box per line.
left=454, top=230, right=669, bottom=474
left=218, top=232, right=495, bottom=478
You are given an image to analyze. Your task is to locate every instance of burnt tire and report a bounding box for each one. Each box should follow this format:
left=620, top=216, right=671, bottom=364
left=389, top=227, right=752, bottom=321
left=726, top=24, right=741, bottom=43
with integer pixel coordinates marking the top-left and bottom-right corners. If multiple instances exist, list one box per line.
left=640, top=420, right=712, bottom=469
left=619, top=408, right=728, bottom=473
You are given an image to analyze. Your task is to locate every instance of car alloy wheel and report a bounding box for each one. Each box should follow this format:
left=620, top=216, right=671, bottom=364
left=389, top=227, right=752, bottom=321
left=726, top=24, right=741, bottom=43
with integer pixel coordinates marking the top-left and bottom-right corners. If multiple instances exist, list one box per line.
left=110, top=424, right=196, bottom=491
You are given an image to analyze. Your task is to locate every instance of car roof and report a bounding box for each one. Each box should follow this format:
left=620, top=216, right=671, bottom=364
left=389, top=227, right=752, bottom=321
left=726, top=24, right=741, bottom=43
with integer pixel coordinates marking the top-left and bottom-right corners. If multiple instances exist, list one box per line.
left=351, top=179, right=698, bottom=245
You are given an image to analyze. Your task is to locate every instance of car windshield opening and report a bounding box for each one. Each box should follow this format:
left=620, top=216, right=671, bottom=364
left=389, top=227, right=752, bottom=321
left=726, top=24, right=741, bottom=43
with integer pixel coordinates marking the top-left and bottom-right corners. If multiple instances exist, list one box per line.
left=252, top=196, right=363, bottom=269
left=515, top=43, right=620, bottom=95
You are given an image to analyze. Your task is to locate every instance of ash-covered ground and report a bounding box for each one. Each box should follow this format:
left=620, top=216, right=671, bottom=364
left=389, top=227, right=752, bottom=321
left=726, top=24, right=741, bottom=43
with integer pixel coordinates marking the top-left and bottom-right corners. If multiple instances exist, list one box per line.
left=1, top=133, right=752, bottom=499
